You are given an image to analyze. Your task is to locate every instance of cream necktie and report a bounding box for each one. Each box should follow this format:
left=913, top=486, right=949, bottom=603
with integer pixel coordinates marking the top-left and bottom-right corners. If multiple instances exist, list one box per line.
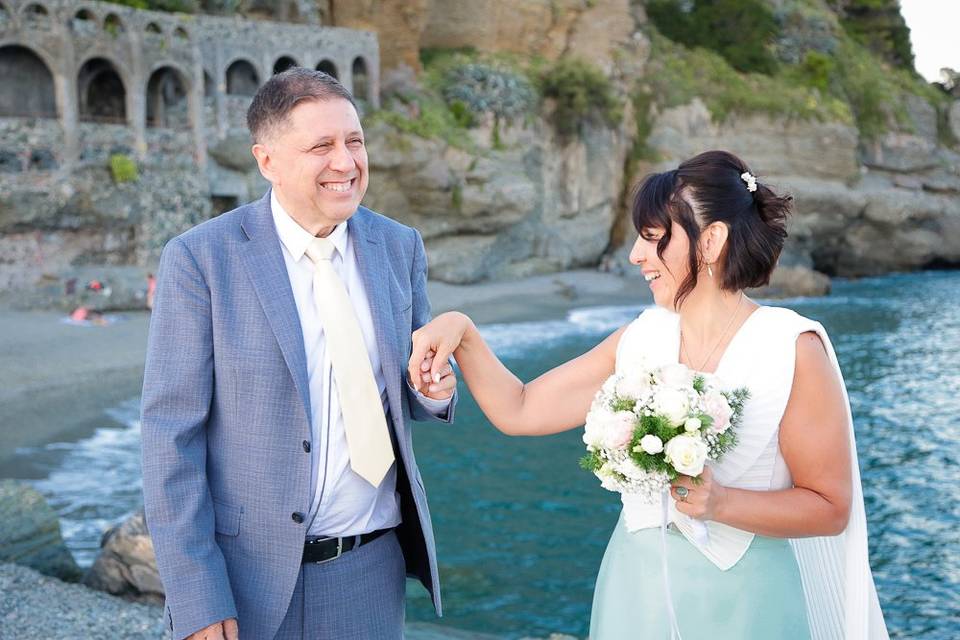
left=304, top=236, right=394, bottom=487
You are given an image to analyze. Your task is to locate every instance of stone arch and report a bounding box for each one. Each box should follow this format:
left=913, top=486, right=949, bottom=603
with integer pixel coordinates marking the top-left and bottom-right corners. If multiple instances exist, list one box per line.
left=70, top=8, right=98, bottom=34
left=145, top=22, right=162, bottom=36
left=225, top=58, right=259, bottom=96
left=77, top=57, right=126, bottom=123
left=104, top=13, right=125, bottom=36
left=351, top=56, right=370, bottom=103
left=146, top=65, right=190, bottom=129
left=173, top=26, right=188, bottom=40
left=21, top=2, right=51, bottom=27
left=0, top=45, right=56, bottom=117
left=273, top=56, right=297, bottom=75
left=316, top=59, right=337, bottom=79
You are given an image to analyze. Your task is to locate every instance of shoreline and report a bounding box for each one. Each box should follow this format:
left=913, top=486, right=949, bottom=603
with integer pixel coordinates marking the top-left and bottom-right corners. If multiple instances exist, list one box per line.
left=0, top=270, right=640, bottom=466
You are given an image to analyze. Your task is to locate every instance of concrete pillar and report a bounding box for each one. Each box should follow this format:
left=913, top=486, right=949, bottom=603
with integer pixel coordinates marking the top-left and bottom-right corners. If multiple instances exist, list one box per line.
left=190, top=56, right=206, bottom=168
left=127, top=28, right=147, bottom=161
left=215, top=46, right=227, bottom=139
left=56, top=19, right=80, bottom=173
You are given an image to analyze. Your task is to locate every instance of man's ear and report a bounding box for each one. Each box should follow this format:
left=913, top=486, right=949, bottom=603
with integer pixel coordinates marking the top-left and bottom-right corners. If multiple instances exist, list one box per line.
left=701, top=221, right=729, bottom=264
left=251, top=142, right=276, bottom=184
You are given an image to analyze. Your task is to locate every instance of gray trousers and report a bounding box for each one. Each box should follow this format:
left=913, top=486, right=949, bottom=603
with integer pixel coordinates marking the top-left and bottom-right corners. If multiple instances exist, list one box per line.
left=273, top=530, right=406, bottom=640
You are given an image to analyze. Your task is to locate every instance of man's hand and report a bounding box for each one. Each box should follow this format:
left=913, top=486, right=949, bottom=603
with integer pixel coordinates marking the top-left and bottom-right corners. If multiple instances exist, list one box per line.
left=187, top=618, right=238, bottom=640
left=414, top=349, right=457, bottom=401
left=408, top=311, right=471, bottom=396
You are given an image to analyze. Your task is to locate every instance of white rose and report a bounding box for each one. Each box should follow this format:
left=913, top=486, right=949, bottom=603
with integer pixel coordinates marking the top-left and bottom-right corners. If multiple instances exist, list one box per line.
left=653, top=388, right=689, bottom=425
left=664, top=435, right=709, bottom=476
left=615, top=457, right=646, bottom=480
left=600, top=375, right=620, bottom=397
left=684, top=417, right=702, bottom=433
left=638, top=434, right=664, bottom=455
left=659, top=363, right=695, bottom=388
left=616, top=369, right=651, bottom=401
left=582, top=406, right=609, bottom=448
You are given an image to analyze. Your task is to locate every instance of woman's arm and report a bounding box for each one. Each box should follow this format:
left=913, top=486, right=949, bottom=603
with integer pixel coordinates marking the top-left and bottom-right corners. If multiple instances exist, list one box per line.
left=409, top=312, right=625, bottom=436
left=673, top=331, right=853, bottom=537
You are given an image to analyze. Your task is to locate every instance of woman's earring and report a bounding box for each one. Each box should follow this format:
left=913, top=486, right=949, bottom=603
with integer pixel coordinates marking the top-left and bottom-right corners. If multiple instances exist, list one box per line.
left=708, top=264, right=714, bottom=278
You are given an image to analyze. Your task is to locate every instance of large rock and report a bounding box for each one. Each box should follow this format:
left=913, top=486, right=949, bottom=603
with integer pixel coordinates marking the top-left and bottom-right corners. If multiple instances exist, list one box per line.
left=331, top=0, right=431, bottom=73
left=647, top=99, right=861, bottom=182
left=84, top=509, right=163, bottom=605
left=420, top=0, right=635, bottom=71
left=365, top=113, right=632, bottom=284
left=0, top=480, right=81, bottom=582
left=812, top=188, right=960, bottom=275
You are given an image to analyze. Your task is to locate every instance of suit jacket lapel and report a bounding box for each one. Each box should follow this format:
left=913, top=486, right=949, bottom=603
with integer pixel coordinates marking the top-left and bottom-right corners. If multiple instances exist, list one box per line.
left=239, top=192, right=313, bottom=427
left=349, top=210, right=404, bottom=431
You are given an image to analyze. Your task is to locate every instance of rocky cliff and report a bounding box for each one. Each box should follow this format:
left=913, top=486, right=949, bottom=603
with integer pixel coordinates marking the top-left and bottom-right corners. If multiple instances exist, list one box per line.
left=1, top=0, right=958, bottom=306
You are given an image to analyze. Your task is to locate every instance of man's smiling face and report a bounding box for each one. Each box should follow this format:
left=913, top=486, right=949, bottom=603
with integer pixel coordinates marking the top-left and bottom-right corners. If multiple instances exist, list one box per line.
left=261, top=97, right=369, bottom=230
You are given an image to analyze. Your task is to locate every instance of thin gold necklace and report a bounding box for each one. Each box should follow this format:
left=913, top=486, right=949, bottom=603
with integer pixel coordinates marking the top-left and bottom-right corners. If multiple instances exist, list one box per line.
left=680, top=293, right=745, bottom=372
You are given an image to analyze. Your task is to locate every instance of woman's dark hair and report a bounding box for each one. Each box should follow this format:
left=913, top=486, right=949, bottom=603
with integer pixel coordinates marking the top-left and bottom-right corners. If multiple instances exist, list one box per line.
left=631, top=150, right=791, bottom=308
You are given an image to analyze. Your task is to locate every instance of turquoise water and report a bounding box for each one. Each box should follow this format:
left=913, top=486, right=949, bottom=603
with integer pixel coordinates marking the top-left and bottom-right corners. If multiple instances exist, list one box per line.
left=9, top=271, right=959, bottom=639
left=406, top=271, right=960, bottom=639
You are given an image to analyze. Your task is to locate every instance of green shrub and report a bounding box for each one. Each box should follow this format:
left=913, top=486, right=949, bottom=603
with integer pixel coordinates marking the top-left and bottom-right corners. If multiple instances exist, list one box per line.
left=106, top=0, right=199, bottom=11
left=440, top=61, right=537, bottom=125
left=364, top=99, right=477, bottom=151
left=419, top=47, right=479, bottom=70
left=840, top=0, right=914, bottom=72
left=109, top=154, right=139, bottom=183
left=646, top=0, right=781, bottom=75
left=644, top=31, right=851, bottom=124
left=538, top=57, right=623, bottom=138
left=797, top=51, right=835, bottom=93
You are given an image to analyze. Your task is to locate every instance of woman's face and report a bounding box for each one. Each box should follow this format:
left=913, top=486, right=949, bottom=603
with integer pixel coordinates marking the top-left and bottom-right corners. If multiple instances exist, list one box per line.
left=629, top=220, right=694, bottom=311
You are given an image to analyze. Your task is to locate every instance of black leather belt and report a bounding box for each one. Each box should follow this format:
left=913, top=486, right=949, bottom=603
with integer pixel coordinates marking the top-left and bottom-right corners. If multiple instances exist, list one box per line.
left=302, top=528, right=391, bottom=564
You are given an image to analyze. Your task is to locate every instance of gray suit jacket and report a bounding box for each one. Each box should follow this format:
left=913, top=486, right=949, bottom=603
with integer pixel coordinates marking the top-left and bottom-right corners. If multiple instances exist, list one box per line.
left=141, top=191, right=455, bottom=640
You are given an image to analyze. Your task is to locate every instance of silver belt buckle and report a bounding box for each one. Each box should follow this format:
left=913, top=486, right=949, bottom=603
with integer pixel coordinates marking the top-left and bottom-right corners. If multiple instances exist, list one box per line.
left=317, top=537, right=343, bottom=564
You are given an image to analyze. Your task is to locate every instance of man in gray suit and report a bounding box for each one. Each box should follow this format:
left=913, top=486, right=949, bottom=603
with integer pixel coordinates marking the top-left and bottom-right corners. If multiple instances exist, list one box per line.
left=141, top=68, right=457, bottom=640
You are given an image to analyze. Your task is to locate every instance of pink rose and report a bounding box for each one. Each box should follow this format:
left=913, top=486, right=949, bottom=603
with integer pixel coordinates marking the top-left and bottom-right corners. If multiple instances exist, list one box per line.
left=704, top=391, right=732, bottom=433
left=603, top=411, right=637, bottom=449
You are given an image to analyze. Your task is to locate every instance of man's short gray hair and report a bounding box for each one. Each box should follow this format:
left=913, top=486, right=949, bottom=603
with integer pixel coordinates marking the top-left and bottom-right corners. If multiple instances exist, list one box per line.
left=246, top=67, right=357, bottom=143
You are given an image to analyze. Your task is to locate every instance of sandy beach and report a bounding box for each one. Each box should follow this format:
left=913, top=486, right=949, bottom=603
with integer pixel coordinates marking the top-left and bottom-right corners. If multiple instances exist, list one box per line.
left=0, top=269, right=652, bottom=468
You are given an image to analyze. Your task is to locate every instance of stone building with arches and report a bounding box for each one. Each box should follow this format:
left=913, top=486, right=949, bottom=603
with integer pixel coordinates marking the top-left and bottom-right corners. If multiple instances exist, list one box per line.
left=0, top=0, right=380, bottom=304
left=0, top=0, right=379, bottom=173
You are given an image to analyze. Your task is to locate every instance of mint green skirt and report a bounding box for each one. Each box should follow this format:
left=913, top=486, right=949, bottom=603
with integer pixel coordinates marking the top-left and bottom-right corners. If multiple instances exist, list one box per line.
left=590, top=515, right=811, bottom=640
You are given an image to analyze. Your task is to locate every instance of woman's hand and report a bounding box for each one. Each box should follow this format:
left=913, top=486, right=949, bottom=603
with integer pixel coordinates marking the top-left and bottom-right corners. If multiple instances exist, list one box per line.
left=408, top=311, right=473, bottom=393
left=670, top=466, right=728, bottom=521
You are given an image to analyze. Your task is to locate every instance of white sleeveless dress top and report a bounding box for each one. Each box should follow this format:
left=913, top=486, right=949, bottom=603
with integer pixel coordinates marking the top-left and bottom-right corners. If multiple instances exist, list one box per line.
left=616, top=305, right=888, bottom=640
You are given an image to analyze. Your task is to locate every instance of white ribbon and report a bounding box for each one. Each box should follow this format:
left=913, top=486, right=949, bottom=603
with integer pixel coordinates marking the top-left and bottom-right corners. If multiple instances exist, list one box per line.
left=689, top=517, right=710, bottom=546
left=660, top=489, right=684, bottom=640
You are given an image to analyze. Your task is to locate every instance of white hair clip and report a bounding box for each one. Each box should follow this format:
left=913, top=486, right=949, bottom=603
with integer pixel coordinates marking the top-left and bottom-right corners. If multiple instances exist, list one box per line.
left=740, top=171, right=758, bottom=192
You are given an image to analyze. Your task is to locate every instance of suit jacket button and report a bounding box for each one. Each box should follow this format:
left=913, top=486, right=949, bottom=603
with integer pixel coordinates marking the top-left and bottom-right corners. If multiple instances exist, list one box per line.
left=291, top=512, right=304, bottom=524
left=302, top=440, right=311, bottom=453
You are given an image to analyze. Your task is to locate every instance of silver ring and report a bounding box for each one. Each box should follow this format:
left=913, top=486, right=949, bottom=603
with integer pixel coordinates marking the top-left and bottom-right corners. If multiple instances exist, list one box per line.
left=676, top=486, right=689, bottom=501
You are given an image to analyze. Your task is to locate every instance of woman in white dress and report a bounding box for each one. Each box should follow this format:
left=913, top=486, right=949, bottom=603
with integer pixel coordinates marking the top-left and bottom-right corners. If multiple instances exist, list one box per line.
left=409, top=150, right=888, bottom=639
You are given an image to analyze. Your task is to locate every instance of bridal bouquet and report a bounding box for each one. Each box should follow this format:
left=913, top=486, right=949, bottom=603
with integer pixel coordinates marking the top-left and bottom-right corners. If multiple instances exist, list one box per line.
left=580, top=362, right=748, bottom=502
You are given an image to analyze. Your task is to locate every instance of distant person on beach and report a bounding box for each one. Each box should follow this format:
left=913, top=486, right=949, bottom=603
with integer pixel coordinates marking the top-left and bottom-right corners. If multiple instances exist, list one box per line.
left=410, top=151, right=888, bottom=639
left=145, top=273, right=156, bottom=310
left=141, top=68, right=457, bottom=640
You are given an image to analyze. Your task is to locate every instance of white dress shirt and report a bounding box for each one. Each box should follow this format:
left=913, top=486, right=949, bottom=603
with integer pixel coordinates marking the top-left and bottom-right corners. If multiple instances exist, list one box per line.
left=270, top=192, right=449, bottom=537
